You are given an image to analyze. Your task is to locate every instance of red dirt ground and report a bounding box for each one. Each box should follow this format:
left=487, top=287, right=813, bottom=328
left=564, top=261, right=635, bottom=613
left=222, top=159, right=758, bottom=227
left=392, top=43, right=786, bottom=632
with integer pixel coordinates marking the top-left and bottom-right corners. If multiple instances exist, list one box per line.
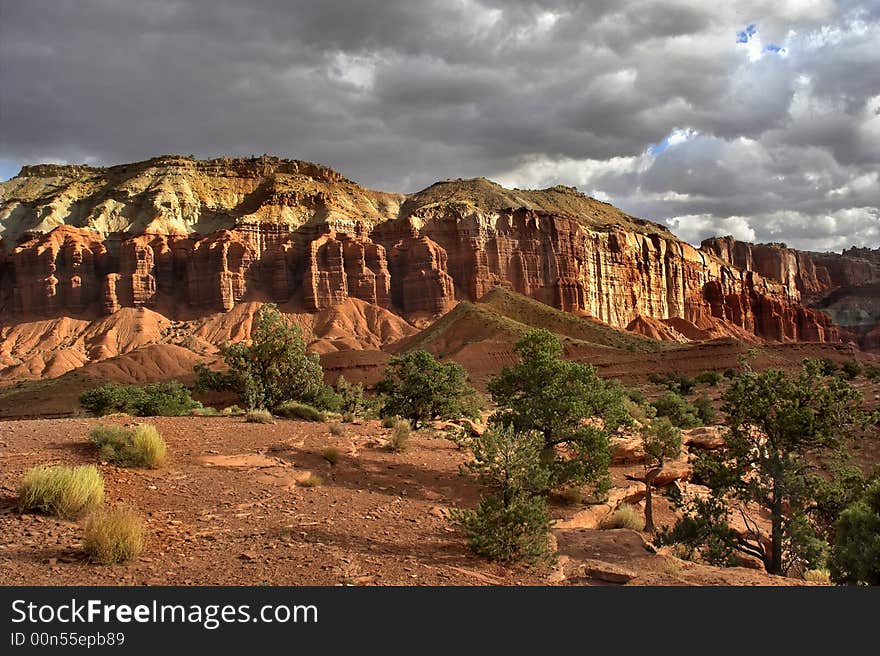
left=0, top=416, right=810, bottom=586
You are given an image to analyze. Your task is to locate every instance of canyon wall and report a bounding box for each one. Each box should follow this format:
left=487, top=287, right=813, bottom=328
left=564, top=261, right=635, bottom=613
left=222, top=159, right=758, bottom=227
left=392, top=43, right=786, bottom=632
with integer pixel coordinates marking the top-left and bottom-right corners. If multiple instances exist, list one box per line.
left=701, top=236, right=880, bottom=349
left=0, top=156, right=849, bottom=348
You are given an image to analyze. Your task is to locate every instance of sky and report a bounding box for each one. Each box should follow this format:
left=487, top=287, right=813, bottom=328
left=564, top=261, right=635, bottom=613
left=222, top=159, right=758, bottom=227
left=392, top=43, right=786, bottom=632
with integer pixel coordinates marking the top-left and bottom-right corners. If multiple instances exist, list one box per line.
left=1, top=0, right=878, bottom=252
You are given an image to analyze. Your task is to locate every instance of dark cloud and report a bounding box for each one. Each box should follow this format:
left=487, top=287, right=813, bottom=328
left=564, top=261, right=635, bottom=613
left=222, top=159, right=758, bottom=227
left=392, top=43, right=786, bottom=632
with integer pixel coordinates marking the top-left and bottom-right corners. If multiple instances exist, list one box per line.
left=0, top=0, right=877, bottom=251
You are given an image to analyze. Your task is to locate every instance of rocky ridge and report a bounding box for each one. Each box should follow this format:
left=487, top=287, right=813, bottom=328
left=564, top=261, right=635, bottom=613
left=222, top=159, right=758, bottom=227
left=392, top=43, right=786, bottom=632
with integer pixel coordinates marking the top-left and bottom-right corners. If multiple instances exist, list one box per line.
left=0, top=156, right=856, bottom=381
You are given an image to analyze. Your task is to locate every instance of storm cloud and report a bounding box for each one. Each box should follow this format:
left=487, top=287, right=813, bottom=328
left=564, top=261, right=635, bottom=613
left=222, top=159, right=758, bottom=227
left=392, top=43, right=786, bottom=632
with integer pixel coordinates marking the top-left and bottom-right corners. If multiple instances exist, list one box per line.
left=1, top=0, right=877, bottom=251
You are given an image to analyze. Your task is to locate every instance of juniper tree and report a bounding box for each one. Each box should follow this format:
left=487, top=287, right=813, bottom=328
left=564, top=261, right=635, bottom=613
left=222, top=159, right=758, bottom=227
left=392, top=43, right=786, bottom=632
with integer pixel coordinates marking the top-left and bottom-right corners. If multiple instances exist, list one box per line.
left=377, top=350, right=480, bottom=429
left=451, top=425, right=554, bottom=564
left=660, top=360, right=868, bottom=575
left=488, top=329, right=629, bottom=494
left=194, top=304, right=326, bottom=411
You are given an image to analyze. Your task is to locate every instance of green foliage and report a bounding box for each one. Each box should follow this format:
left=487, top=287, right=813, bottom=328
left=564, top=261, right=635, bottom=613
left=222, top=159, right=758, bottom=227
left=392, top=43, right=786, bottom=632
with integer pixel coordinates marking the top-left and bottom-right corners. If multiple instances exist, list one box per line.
left=723, top=368, right=737, bottom=379
left=335, top=376, right=366, bottom=416
left=452, top=426, right=555, bottom=564
left=693, top=394, right=716, bottom=425
left=829, top=480, right=880, bottom=585
left=488, top=329, right=627, bottom=493
left=89, top=424, right=166, bottom=468
left=80, top=381, right=199, bottom=417
left=194, top=304, right=327, bottom=411
left=275, top=400, right=326, bottom=422
left=651, top=392, right=701, bottom=428
left=648, top=372, right=696, bottom=395
left=381, top=415, right=398, bottom=429
left=377, top=350, right=481, bottom=429
left=840, top=360, right=863, bottom=379
left=864, top=364, right=880, bottom=382
left=642, top=416, right=682, bottom=467
left=640, top=416, right=682, bottom=533
left=817, top=357, right=838, bottom=376
left=660, top=361, right=868, bottom=575
left=245, top=409, right=274, bottom=424
left=453, top=491, right=554, bottom=565
left=18, top=465, right=105, bottom=519
left=695, top=371, right=723, bottom=386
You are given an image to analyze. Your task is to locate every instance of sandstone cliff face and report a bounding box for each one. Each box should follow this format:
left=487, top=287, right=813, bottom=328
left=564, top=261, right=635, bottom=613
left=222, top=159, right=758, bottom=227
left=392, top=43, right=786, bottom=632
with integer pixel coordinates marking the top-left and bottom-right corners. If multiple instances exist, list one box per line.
left=701, top=236, right=880, bottom=349
left=0, top=156, right=853, bottom=350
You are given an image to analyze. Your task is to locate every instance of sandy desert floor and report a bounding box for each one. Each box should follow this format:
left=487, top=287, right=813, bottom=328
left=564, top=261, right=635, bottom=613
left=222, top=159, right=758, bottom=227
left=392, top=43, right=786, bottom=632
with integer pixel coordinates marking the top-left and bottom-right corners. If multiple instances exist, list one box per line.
left=0, top=415, right=819, bottom=586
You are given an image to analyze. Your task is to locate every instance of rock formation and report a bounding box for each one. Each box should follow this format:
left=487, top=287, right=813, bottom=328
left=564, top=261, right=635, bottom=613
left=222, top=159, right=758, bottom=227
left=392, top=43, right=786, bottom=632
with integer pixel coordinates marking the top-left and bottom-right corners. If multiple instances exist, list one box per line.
left=0, top=155, right=862, bottom=357
left=701, top=236, right=880, bottom=349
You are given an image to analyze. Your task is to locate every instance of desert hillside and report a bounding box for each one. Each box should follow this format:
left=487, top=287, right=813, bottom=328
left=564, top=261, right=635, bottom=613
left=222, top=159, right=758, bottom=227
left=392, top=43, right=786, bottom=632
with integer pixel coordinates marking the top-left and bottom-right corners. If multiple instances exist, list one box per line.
left=3, top=155, right=875, bottom=390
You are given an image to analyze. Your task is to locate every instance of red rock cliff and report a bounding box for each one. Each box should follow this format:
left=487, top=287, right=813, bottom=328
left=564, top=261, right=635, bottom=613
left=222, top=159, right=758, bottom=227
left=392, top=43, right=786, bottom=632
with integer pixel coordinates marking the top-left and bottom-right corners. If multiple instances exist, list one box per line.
left=0, top=157, right=853, bottom=347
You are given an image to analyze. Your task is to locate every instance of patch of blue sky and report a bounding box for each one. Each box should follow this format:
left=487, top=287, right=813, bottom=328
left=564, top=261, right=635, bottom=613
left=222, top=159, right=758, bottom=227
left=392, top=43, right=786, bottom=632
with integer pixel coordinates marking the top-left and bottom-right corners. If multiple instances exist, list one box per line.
left=0, top=158, right=21, bottom=182
left=736, top=23, right=757, bottom=43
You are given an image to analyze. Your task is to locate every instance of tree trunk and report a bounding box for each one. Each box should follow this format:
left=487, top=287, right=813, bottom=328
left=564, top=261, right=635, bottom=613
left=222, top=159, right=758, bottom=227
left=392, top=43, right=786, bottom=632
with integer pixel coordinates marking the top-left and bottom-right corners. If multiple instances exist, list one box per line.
left=769, top=482, right=783, bottom=575
left=644, top=468, right=661, bottom=535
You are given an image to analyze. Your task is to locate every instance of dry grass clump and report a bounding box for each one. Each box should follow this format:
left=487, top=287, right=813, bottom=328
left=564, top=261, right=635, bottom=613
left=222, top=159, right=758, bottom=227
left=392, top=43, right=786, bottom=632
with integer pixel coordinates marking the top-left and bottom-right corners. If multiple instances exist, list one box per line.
left=803, top=569, right=831, bottom=584
left=221, top=405, right=245, bottom=416
left=328, top=422, right=346, bottom=437
left=389, top=419, right=411, bottom=452
left=600, top=504, right=646, bottom=531
left=381, top=416, right=398, bottom=429
left=89, top=423, right=166, bottom=468
left=322, top=447, right=341, bottom=465
left=275, top=401, right=326, bottom=422
left=83, top=505, right=145, bottom=564
left=131, top=424, right=166, bottom=468
left=245, top=409, right=274, bottom=424
left=299, top=473, right=324, bottom=488
left=18, top=465, right=105, bottom=519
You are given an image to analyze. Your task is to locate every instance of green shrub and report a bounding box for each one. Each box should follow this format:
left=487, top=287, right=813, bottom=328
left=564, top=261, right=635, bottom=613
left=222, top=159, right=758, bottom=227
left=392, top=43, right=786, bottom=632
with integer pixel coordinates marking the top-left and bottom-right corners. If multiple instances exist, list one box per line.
left=18, top=465, right=104, bottom=519
left=90, top=424, right=166, bottom=468
left=723, top=368, right=737, bottom=379
left=601, top=504, right=646, bottom=531
left=451, top=426, right=555, bottom=565
left=79, top=381, right=199, bottom=417
left=276, top=401, right=326, bottom=422
left=381, top=416, right=398, bottom=429
left=865, top=364, right=880, bottom=382
left=830, top=480, right=880, bottom=586
left=389, top=419, right=411, bottom=452
left=194, top=304, right=327, bottom=411
left=245, top=409, right=274, bottom=424
left=336, top=376, right=366, bottom=416
left=452, top=490, right=553, bottom=564
left=322, top=447, right=340, bottom=465
left=341, top=411, right=355, bottom=423
left=83, top=505, right=145, bottom=564
left=651, top=392, right=701, bottom=428
left=817, top=358, right=838, bottom=376
left=840, top=360, right=862, bottom=379
left=693, top=394, right=716, bottom=425
left=328, top=422, right=345, bottom=437
left=648, top=372, right=696, bottom=395
left=377, top=350, right=481, bottom=429
left=623, top=386, right=645, bottom=404
left=695, top=371, right=723, bottom=386
left=220, top=405, right=245, bottom=416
